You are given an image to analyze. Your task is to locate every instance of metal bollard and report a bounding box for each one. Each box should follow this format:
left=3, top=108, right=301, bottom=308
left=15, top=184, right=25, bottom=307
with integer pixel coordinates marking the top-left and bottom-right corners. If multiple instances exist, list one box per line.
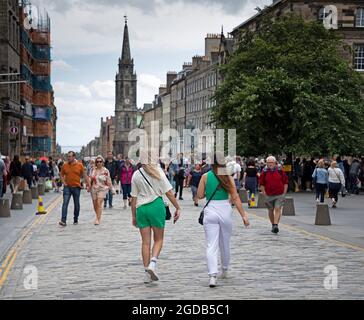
left=282, top=197, right=295, bottom=216
left=11, top=193, right=23, bottom=210
left=315, top=204, right=331, bottom=225
left=0, top=199, right=11, bottom=218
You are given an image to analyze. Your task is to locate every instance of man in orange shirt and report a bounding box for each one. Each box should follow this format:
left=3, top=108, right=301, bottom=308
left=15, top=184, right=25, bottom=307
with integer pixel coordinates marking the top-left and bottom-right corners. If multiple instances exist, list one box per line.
left=59, top=151, right=90, bottom=226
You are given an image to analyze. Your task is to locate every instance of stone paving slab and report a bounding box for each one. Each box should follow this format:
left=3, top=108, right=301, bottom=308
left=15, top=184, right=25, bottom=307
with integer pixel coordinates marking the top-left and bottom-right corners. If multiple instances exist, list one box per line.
left=0, top=190, right=363, bottom=300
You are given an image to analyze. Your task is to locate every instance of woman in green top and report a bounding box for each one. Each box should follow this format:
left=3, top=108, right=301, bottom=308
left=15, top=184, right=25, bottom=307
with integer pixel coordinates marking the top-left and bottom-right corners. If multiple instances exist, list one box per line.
left=197, top=157, right=250, bottom=288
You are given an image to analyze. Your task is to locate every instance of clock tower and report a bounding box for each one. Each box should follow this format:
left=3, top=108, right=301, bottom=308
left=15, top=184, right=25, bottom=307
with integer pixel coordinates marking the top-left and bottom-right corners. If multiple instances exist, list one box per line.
left=114, top=17, right=138, bottom=157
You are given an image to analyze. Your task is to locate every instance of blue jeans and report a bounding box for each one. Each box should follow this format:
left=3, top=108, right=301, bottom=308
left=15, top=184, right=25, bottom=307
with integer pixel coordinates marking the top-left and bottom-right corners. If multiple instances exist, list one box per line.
left=315, top=183, right=327, bottom=203
left=0, top=180, right=3, bottom=198
left=121, top=184, right=131, bottom=200
left=61, top=187, right=81, bottom=223
left=104, top=179, right=114, bottom=207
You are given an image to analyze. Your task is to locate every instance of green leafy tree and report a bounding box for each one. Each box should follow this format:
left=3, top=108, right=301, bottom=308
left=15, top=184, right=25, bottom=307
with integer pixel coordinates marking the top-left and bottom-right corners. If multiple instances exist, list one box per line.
left=213, top=14, right=364, bottom=157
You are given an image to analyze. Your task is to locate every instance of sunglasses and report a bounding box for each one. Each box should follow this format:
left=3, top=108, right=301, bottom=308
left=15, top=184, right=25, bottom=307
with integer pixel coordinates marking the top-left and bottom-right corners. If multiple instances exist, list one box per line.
left=96, top=160, right=103, bottom=163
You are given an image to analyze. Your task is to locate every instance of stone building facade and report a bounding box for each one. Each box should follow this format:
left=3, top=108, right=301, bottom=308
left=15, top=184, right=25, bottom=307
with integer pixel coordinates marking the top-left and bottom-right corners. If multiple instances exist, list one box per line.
left=231, top=0, right=364, bottom=74
left=99, top=116, right=115, bottom=157
left=0, top=0, right=21, bottom=158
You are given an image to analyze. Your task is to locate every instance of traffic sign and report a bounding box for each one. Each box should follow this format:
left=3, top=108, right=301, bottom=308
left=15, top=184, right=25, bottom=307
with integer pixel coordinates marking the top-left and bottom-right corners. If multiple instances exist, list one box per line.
left=10, top=127, right=19, bottom=135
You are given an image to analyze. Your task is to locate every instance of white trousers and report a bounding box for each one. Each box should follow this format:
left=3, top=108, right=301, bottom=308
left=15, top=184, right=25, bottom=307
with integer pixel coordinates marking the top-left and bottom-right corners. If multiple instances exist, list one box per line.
left=203, top=200, right=233, bottom=276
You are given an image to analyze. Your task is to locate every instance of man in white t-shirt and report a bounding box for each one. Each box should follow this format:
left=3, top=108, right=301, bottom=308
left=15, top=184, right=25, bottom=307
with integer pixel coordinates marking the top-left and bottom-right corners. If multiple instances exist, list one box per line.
left=227, top=157, right=242, bottom=191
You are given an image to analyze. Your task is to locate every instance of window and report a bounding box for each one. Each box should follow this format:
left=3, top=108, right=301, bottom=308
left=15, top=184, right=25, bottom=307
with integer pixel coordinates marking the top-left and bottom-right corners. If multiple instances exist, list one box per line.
left=354, top=44, right=364, bottom=71
left=356, top=8, right=364, bottom=27
left=318, top=7, right=330, bottom=21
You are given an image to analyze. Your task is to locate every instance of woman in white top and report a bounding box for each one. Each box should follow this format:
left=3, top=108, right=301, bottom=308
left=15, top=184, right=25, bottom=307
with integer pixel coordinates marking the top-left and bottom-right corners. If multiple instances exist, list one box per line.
left=131, top=161, right=181, bottom=284
left=328, top=161, right=345, bottom=208
left=52, top=162, right=60, bottom=192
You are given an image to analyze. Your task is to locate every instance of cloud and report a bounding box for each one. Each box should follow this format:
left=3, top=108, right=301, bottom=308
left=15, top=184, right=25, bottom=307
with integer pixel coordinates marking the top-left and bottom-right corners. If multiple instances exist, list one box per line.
left=31, top=0, right=271, bottom=58
left=52, top=59, right=77, bottom=72
left=53, top=82, right=92, bottom=99
left=33, top=0, right=266, bottom=15
left=55, top=85, right=114, bottom=146
left=89, top=80, right=114, bottom=99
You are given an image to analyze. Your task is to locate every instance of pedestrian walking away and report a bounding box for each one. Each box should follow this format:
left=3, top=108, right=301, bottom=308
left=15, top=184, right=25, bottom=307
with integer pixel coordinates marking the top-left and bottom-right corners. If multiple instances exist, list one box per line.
left=197, top=155, right=249, bottom=288
left=173, top=153, right=187, bottom=200
left=9, top=155, right=22, bottom=193
left=21, top=157, right=34, bottom=190
left=312, top=159, right=328, bottom=204
left=328, top=161, right=345, bottom=208
left=88, top=156, right=112, bottom=225
left=59, top=151, right=90, bottom=226
left=130, top=158, right=181, bottom=284
left=243, top=159, right=260, bottom=206
left=259, top=156, right=289, bottom=234
left=187, top=163, right=203, bottom=206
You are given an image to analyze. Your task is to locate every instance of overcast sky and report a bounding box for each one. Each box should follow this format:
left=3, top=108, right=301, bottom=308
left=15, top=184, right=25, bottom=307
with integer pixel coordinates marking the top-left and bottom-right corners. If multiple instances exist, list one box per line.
left=30, top=0, right=272, bottom=150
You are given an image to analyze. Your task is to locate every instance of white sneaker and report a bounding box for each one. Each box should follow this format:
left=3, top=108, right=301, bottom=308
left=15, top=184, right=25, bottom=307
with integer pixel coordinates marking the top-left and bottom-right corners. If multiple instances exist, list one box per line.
left=143, top=271, right=152, bottom=284
left=209, top=276, right=217, bottom=288
left=147, top=263, right=159, bottom=281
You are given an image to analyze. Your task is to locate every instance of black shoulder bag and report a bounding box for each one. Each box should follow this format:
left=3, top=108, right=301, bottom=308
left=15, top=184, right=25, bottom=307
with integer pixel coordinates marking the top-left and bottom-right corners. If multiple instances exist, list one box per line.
left=138, top=169, right=172, bottom=220
left=199, top=183, right=221, bottom=226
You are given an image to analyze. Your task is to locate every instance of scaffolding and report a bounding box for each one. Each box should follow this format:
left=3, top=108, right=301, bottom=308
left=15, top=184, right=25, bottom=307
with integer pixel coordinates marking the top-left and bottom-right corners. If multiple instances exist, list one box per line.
left=19, top=0, right=51, bottom=32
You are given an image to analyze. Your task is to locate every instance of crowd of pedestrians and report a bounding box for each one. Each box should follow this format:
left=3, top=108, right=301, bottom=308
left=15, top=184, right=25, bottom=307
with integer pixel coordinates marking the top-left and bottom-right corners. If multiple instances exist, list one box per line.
left=0, top=153, right=65, bottom=198
left=2, top=151, right=361, bottom=289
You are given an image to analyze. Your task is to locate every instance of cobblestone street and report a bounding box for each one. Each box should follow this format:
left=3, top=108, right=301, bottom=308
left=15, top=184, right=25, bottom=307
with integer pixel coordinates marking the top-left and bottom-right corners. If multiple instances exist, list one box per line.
left=1, top=189, right=363, bottom=300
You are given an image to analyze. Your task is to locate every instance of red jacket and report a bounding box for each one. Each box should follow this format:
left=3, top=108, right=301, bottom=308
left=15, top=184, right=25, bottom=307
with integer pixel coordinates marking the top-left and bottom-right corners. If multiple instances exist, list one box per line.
left=259, top=166, right=288, bottom=196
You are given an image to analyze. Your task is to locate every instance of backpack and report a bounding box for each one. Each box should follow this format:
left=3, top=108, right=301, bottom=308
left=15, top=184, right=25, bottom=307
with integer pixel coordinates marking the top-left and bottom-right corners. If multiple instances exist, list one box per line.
left=262, top=165, right=284, bottom=183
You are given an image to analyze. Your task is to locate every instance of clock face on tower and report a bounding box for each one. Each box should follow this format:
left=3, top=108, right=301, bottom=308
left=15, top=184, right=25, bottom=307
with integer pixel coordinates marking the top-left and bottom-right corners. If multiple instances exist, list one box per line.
left=124, top=98, right=130, bottom=105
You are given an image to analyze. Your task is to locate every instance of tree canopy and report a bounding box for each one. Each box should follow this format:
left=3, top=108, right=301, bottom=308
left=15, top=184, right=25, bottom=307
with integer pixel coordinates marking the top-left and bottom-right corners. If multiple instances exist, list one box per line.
left=212, top=14, right=364, bottom=157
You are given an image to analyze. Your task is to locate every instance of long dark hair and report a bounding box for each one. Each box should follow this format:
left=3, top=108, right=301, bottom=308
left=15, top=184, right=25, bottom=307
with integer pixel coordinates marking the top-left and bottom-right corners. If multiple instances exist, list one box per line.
left=211, top=164, right=236, bottom=195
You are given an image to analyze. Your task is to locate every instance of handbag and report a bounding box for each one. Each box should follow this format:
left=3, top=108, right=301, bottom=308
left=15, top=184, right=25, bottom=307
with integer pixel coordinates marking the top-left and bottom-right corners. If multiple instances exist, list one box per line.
left=138, top=169, right=172, bottom=220
left=199, top=182, right=221, bottom=226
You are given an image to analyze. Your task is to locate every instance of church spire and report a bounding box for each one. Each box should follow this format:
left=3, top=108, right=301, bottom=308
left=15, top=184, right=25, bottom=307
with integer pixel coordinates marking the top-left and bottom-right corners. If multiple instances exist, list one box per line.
left=121, top=16, right=131, bottom=63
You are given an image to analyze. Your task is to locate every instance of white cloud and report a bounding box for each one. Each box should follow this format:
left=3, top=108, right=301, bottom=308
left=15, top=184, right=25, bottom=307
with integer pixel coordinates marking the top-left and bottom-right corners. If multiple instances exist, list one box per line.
left=53, top=82, right=92, bottom=99
left=89, top=80, right=114, bottom=99
left=55, top=88, right=114, bottom=146
left=32, top=1, right=263, bottom=57
left=52, top=59, right=76, bottom=72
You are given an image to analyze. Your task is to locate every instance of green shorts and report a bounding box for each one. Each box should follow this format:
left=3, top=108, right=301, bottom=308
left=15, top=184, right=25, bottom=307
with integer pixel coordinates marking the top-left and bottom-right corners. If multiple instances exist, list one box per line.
left=136, top=197, right=166, bottom=229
